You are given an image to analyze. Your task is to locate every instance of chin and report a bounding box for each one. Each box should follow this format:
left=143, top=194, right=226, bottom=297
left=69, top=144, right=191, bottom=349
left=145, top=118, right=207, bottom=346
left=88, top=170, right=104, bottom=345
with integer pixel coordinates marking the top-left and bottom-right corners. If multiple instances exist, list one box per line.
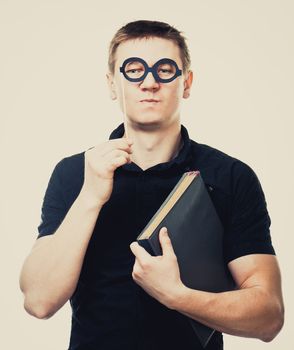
left=127, top=113, right=164, bottom=130
left=130, top=120, right=162, bottom=131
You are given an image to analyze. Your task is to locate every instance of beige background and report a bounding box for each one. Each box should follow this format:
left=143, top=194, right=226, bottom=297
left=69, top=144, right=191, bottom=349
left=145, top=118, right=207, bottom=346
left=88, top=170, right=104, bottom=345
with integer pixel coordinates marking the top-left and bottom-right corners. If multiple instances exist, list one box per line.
left=1, top=0, right=293, bottom=349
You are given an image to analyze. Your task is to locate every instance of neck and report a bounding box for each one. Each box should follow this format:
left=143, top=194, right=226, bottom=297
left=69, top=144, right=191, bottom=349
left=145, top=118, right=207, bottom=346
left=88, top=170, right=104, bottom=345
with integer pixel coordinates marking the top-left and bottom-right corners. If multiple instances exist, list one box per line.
left=123, top=121, right=182, bottom=171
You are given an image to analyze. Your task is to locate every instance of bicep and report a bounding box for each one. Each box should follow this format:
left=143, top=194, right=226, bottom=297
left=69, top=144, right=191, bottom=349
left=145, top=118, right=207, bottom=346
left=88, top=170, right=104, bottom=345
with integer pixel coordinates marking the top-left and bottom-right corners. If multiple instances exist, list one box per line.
left=32, top=235, right=54, bottom=251
left=228, top=254, right=283, bottom=301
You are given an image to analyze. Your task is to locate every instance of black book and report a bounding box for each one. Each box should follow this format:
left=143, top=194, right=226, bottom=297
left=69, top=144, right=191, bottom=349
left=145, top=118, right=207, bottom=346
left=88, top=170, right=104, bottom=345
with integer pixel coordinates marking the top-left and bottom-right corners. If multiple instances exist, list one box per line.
left=137, top=171, right=236, bottom=348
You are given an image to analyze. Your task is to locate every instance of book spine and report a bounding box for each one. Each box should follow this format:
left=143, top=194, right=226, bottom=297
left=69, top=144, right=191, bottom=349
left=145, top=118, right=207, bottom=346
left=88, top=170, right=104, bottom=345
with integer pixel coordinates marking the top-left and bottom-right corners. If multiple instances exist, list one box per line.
left=137, top=239, right=156, bottom=256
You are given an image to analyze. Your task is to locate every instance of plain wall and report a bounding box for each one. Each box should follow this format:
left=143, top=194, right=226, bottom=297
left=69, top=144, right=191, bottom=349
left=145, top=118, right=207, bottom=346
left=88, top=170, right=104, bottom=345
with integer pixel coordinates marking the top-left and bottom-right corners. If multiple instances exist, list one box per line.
left=1, top=0, right=293, bottom=349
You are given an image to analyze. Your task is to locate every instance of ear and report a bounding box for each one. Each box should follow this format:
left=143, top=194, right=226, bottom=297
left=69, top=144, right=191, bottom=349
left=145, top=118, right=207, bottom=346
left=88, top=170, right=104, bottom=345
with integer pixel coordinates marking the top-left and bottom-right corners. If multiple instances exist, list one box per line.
left=182, top=70, right=193, bottom=99
left=106, top=73, right=117, bottom=100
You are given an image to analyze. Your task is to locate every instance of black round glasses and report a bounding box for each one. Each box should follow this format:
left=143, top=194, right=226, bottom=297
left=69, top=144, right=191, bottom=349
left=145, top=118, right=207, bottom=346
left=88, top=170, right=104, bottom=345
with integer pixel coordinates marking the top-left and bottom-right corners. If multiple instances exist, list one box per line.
left=119, top=57, right=182, bottom=83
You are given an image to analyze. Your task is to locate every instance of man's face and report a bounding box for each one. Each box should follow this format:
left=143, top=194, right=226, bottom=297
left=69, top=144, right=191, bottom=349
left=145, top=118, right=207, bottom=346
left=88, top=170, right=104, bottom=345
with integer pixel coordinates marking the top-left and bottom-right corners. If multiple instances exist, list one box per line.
left=107, top=37, right=193, bottom=130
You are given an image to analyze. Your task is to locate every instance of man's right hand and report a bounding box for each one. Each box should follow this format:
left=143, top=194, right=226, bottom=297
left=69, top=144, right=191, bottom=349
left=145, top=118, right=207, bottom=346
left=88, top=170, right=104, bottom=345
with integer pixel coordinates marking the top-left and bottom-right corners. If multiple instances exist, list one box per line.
left=20, top=138, right=134, bottom=319
left=82, top=138, right=133, bottom=207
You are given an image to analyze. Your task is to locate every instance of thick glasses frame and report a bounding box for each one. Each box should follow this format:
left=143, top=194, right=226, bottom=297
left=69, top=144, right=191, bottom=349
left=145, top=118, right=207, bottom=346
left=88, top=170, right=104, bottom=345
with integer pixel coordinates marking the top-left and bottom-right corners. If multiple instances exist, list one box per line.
left=119, top=57, right=182, bottom=83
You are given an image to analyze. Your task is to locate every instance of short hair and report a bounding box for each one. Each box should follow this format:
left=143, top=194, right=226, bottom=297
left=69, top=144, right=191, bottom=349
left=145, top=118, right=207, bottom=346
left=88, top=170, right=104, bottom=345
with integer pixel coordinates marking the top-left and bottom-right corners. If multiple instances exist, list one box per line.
left=108, top=20, right=191, bottom=75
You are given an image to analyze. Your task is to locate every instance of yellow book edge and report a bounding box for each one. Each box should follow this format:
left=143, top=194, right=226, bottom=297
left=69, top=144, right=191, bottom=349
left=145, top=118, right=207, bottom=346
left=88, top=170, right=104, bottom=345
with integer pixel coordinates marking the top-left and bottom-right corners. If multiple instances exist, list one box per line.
left=139, top=171, right=198, bottom=240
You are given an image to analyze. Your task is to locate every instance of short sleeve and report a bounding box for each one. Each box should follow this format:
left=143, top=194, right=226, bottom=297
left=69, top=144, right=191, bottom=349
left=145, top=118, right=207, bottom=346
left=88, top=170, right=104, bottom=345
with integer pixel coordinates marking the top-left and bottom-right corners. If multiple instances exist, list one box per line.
left=37, top=159, right=68, bottom=239
left=224, top=161, right=275, bottom=264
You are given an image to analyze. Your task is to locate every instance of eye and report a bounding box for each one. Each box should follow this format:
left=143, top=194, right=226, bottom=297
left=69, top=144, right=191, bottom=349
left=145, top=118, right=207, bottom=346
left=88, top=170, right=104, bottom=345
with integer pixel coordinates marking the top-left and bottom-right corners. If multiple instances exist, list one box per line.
left=124, top=61, right=145, bottom=78
left=159, top=68, right=173, bottom=73
left=126, top=68, right=143, bottom=74
left=156, top=63, right=177, bottom=80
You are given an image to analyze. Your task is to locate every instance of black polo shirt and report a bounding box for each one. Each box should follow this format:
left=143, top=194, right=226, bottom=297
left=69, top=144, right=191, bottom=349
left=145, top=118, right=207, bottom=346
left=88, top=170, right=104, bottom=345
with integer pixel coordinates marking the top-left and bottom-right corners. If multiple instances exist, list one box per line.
left=37, top=123, right=275, bottom=350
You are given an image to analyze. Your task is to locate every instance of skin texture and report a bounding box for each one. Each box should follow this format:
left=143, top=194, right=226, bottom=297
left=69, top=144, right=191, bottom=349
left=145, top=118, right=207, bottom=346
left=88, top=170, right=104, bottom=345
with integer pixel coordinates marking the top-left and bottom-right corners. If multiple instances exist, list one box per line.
left=107, top=37, right=192, bottom=131
left=106, top=37, right=193, bottom=170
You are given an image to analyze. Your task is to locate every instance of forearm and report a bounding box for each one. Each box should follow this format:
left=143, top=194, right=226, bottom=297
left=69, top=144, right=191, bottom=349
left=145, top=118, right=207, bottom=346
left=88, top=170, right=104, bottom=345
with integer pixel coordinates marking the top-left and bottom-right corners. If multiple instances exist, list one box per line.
left=171, top=285, right=283, bottom=342
left=20, top=186, right=103, bottom=318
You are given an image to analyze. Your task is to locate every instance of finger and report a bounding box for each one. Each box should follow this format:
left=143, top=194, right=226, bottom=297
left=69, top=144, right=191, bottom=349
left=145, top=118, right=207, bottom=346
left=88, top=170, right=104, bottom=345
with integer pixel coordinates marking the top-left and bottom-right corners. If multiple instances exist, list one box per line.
left=103, top=149, right=131, bottom=163
left=109, top=137, right=133, bottom=146
left=87, top=139, right=132, bottom=159
left=103, top=150, right=131, bottom=166
left=159, top=227, right=175, bottom=256
left=104, top=154, right=131, bottom=172
left=100, top=138, right=133, bottom=156
left=130, top=242, right=151, bottom=263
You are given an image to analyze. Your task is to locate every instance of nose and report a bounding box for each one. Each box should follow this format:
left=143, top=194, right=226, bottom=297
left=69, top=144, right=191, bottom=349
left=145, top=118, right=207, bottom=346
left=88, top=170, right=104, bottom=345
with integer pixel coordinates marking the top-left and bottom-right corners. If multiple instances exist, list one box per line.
left=139, top=71, right=160, bottom=90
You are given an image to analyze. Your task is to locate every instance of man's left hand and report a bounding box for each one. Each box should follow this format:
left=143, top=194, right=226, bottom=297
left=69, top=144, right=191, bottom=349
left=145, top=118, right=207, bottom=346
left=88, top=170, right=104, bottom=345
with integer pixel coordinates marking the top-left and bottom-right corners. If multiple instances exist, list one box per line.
left=129, top=227, right=184, bottom=309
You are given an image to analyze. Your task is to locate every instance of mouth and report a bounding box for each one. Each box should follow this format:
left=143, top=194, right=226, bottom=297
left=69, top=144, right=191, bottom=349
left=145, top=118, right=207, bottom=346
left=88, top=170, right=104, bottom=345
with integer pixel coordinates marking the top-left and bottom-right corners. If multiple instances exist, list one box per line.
left=140, top=99, right=160, bottom=103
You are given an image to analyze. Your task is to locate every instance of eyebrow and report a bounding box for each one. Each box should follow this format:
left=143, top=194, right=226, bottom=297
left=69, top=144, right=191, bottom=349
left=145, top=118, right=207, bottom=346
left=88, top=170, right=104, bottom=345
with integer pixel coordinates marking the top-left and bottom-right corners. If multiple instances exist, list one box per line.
left=122, top=57, right=179, bottom=66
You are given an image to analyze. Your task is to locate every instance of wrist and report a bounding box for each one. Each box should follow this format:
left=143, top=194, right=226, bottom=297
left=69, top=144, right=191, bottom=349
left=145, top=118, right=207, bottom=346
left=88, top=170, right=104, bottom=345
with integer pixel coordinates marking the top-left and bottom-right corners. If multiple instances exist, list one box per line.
left=168, top=283, right=190, bottom=311
left=79, top=185, right=105, bottom=210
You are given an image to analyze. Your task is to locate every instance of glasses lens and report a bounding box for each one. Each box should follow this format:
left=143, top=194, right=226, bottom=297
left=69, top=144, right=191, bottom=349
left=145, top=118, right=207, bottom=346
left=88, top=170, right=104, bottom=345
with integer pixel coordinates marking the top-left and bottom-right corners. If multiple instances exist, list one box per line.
left=124, top=60, right=145, bottom=80
left=157, top=62, right=177, bottom=80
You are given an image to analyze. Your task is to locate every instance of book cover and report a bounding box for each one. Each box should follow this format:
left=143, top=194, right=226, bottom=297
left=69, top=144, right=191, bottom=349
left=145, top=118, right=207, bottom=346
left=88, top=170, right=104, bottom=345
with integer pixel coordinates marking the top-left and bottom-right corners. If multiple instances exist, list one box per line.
left=136, top=171, right=235, bottom=348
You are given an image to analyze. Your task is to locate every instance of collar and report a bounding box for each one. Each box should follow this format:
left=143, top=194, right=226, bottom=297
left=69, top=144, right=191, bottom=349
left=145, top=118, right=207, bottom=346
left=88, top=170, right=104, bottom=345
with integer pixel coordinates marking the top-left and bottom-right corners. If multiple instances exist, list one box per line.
left=108, top=123, right=193, bottom=173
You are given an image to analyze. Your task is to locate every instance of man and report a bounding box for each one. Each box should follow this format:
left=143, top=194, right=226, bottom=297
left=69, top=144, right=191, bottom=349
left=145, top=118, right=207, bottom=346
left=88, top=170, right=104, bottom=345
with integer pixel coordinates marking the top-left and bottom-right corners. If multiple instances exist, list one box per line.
left=19, top=20, right=284, bottom=349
